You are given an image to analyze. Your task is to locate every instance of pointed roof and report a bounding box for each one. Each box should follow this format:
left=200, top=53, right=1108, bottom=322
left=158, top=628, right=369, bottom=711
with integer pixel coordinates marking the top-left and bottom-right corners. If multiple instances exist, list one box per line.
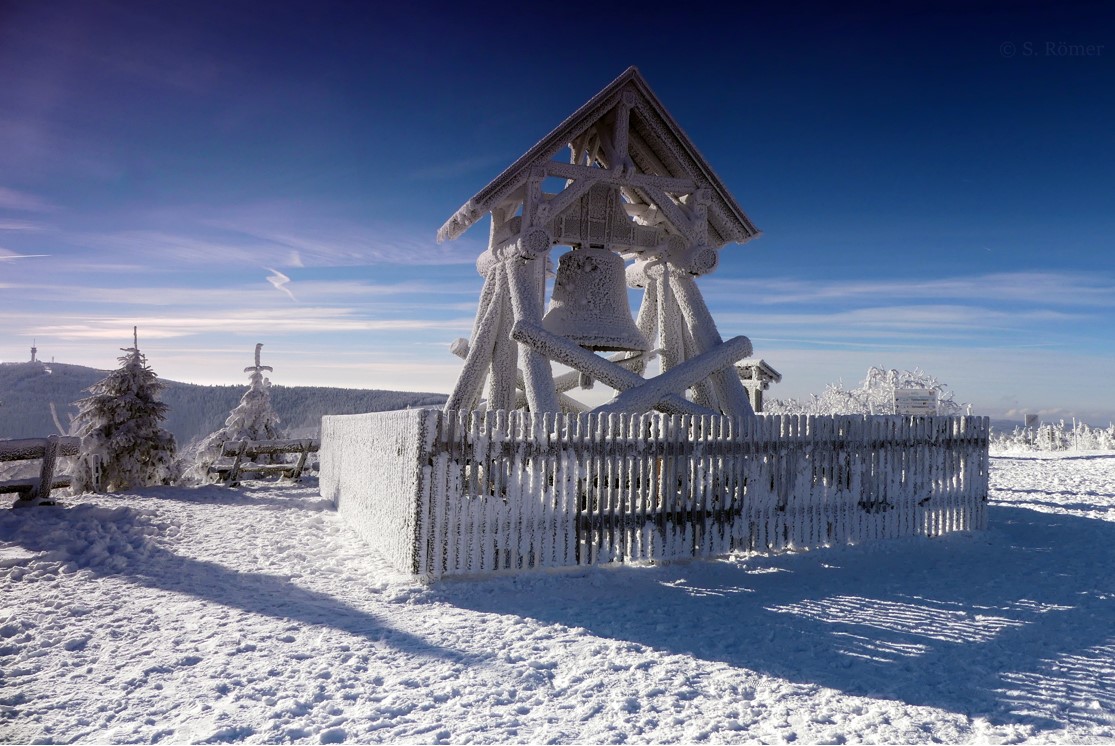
left=438, top=67, right=760, bottom=249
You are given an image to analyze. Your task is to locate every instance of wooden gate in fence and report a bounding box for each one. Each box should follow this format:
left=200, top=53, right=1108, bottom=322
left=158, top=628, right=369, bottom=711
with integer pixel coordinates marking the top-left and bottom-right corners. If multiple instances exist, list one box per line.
left=321, top=410, right=990, bottom=581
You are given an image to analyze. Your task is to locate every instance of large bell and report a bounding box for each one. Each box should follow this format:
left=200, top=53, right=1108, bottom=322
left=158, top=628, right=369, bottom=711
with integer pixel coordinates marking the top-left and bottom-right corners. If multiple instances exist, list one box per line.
left=542, top=247, right=648, bottom=352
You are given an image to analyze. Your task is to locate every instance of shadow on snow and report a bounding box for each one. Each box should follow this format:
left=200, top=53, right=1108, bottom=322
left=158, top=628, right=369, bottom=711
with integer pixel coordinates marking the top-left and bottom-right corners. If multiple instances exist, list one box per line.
left=437, top=504, right=1115, bottom=733
left=120, top=480, right=335, bottom=512
left=1, top=493, right=460, bottom=663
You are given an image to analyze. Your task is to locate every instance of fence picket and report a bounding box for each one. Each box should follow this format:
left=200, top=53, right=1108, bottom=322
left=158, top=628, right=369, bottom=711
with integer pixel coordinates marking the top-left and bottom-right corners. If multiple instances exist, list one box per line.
left=382, top=412, right=991, bottom=579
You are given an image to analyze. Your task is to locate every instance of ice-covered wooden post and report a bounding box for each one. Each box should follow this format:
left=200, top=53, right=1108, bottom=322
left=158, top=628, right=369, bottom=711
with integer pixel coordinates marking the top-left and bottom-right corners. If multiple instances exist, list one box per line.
left=439, top=67, right=762, bottom=416
left=736, top=359, right=782, bottom=413
left=246, top=342, right=273, bottom=377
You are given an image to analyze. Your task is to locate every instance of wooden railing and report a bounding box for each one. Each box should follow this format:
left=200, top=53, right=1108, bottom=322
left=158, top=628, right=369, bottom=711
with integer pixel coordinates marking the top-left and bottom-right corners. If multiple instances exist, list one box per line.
left=210, top=438, right=320, bottom=486
left=321, top=410, right=990, bottom=580
left=0, top=435, right=80, bottom=505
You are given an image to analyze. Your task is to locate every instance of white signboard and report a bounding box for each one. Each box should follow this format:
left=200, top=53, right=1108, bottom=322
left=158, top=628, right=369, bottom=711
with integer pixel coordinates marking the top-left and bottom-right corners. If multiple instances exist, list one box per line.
left=894, top=388, right=937, bottom=415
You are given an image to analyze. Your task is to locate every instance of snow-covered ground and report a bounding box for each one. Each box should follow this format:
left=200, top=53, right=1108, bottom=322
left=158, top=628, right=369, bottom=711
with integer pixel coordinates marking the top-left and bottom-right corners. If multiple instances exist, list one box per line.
left=3, top=454, right=1115, bottom=744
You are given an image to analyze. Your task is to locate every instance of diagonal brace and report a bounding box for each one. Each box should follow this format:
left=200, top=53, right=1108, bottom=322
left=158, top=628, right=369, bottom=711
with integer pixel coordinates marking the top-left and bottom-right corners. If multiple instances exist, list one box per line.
left=511, top=322, right=725, bottom=417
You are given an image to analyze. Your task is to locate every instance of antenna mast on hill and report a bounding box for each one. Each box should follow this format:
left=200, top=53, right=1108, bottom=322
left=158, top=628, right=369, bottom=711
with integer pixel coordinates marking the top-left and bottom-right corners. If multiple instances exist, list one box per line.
left=133, top=326, right=138, bottom=348
left=30, top=339, right=37, bottom=363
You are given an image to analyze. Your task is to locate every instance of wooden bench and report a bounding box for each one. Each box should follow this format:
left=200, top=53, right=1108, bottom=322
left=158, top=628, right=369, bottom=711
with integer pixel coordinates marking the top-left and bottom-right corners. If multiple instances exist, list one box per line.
left=0, top=435, right=80, bottom=506
left=209, top=438, right=320, bottom=486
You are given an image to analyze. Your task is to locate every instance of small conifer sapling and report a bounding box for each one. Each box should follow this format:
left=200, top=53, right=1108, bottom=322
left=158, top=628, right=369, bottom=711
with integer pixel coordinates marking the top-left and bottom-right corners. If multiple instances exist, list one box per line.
left=191, top=343, right=285, bottom=481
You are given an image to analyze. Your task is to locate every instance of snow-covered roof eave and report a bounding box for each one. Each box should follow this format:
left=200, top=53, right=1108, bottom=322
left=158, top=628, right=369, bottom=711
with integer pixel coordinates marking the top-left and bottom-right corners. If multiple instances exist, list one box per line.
left=736, top=358, right=782, bottom=382
left=435, top=67, right=760, bottom=249
left=437, top=201, right=482, bottom=243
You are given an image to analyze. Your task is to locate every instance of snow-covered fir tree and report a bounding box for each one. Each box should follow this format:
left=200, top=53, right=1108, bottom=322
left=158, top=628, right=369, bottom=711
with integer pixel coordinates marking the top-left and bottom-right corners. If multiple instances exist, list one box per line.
left=71, top=329, right=178, bottom=492
left=190, top=343, right=285, bottom=481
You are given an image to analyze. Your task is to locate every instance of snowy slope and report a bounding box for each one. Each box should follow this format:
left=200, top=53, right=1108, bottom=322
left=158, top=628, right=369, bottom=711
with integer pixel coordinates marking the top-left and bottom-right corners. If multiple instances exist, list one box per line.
left=2, top=455, right=1115, bottom=743
left=0, top=361, right=446, bottom=444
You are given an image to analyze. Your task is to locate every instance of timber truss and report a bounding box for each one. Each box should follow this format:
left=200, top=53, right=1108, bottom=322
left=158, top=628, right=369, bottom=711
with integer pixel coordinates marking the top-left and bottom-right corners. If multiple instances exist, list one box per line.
left=439, top=67, right=761, bottom=417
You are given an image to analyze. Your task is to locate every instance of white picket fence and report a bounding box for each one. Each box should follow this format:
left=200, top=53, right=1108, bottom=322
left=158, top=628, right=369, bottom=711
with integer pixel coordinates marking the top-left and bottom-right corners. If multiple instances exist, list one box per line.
left=321, top=410, right=989, bottom=580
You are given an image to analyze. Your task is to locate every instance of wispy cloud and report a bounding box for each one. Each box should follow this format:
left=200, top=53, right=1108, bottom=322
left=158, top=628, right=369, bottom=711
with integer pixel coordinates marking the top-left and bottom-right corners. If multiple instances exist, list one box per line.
left=0, top=186, right=54, bottom=212
left=704, top=272, right=1115, bottom=308
left=0, top=219, right=43, bottom=231
left=0, top=250, right=50, bottom=260
left=28, top=307, right=474, bottom=340
left=4, top=277, right=479, bottom=310
left=265, top=267, right=296, bottom=301
left=72, top=230, right=289, bottom=271
left=61, top=206, right=486, bottom=272
left=720, top=304, right=1086, bottom=336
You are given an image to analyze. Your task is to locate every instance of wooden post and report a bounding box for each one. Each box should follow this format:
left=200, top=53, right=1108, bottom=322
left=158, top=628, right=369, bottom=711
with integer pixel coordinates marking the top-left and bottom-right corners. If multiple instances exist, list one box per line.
left=290, top=439, right=312, bottom=480
left=671, top=273, right=755, bottom=418
left=507, top=258, right=559, bottom=413
left=227, top=440, right=249, bottom=486
left=28, top=435, right=61, bottom=503
left=445, top=265, right=505, bottom=412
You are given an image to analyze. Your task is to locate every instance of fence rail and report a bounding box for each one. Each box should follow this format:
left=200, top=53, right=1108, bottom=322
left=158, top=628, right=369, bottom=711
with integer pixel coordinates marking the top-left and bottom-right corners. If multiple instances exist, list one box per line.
left=0, top=435, right=80, bottom=504
left=321, top=410, right=989, bottom=580
left=210, top=438, right=320, bottom=486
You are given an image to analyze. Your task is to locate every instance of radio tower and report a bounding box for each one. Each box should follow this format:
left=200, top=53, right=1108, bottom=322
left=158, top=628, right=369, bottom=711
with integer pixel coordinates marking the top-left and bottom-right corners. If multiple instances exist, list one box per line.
left=30, top=339, right=37, bottom=363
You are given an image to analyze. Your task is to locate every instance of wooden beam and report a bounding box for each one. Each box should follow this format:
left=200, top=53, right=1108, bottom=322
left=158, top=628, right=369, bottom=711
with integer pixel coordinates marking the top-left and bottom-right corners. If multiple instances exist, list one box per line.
left=488, top=288, right=517, bottom=411
left=450, top=337, right=625, bottom=412
left=638, top=183, right=698, bottom=241
left=543, top=162, right=696, bottom=194
left=506, top=258, right=559, bottom=413
left=613, top=93, right=633, bottom=173
left=628, top=283, right=658, bottom=378
left=671, top=273, right=755, bottom=418
left=599, top=335, right=752, bottom=415
left=627, top=129, right=675, bottom=181
left=656, top=273, right=686, bottom=373
left=595, top=120, right=620, bottom=168
left=537, top=176, right=597, bottom=225
left=510, top=321, right=714, bottom=417
left=445, top=265, right=505, bottom=412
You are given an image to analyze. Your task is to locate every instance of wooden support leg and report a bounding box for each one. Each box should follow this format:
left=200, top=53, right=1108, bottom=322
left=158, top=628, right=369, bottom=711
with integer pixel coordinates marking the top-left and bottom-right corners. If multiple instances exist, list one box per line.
left=679, top=320, right=722, bottom=411
left=507, top=258, right=559, bottom=413
left=656, top=274, right=685, bottom=374
left=487, top=286, right=517, bottom=412
left=445, top=265, right=506, bottom=412
left=628, top=281, right=659, bottom=378
left=672, top=274, right=756, bottom=418
left=451, top=341, right=617, bottom=414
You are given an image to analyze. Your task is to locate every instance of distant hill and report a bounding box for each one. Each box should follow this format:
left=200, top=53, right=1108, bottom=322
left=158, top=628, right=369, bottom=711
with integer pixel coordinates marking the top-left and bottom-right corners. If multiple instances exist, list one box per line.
left=2, top=360, right=1034, bottom=446
left=0, top=361, right=447, bottom=446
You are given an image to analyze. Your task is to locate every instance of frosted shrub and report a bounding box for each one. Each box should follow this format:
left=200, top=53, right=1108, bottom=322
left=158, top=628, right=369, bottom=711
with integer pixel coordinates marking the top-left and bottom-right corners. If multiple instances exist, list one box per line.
left=991, top=421, right=1115, bottom=452
left=766, top=367, right=966, bottom=416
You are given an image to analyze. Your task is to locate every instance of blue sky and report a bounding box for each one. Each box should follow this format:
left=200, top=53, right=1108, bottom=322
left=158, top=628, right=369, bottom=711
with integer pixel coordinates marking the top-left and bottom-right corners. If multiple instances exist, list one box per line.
left=1, top=1, right=1113, bottom=423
